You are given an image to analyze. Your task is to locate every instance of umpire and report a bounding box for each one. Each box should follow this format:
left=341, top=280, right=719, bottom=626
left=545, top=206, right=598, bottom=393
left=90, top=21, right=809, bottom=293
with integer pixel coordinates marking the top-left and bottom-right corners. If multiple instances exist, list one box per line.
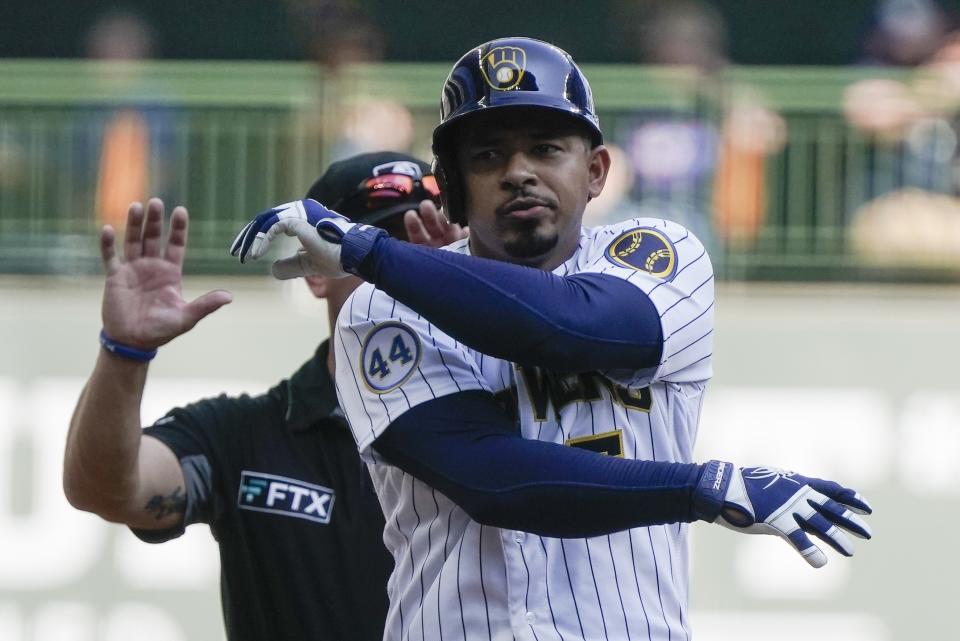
left=63, top=152, right=461, bottom=640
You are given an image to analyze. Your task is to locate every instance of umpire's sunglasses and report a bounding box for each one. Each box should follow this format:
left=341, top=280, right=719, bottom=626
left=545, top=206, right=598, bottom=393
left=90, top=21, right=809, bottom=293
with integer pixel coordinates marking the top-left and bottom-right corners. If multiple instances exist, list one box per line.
left=333, top=173, right=442, bottom=213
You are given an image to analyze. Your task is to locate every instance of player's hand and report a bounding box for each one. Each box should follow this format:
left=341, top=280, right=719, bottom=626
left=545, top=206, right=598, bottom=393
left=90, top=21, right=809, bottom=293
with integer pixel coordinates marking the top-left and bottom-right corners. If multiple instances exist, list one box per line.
left=404, top=199, right=468, bottom=248
left=229, top=198, right=349, bottom=266
left=715, top=465, right=873, bottom=568
left=230, top=199, right=366, bottom=279
left=101, top=199, right=232, bottom=351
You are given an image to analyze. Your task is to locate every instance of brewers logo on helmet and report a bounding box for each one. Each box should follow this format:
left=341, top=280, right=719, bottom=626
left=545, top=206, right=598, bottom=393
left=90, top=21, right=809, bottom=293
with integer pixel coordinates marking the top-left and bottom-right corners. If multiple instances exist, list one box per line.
left=480, top=46, right=527, bottom=91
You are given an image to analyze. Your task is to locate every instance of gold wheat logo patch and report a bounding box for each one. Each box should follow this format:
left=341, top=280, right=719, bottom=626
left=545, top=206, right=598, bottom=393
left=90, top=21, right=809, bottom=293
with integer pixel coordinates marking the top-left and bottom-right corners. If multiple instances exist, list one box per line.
left=605, top=227, right=677, bottom=279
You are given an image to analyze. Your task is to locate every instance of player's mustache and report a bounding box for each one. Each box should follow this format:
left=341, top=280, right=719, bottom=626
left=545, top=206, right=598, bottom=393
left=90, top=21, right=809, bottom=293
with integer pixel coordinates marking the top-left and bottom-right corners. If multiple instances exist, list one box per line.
left=496, top=194, right=556, bottom=216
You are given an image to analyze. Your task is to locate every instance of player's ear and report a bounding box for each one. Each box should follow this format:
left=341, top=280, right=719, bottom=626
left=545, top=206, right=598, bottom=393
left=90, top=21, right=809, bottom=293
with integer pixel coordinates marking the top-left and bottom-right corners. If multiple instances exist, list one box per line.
left=586, top=144, right=611, bottom=199
left=305, top=275, right=330, bottom=299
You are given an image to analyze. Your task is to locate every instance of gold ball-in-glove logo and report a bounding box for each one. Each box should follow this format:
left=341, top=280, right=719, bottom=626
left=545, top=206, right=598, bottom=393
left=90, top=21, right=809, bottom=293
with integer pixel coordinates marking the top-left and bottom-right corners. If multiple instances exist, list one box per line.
left=481, top=46, right=526, bottom=91
left=605, top=227, right=678, bottom=280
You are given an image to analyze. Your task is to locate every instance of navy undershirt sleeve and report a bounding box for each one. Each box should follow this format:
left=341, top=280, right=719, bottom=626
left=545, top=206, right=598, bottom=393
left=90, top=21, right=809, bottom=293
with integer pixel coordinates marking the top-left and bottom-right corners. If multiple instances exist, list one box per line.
left=373, top=390, right=709, bottom=538
left=347, top=234, right=663, bottom=372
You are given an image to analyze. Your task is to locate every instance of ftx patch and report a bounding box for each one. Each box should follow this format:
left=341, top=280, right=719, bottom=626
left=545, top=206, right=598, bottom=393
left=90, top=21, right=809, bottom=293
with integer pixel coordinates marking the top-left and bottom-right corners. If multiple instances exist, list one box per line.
left=237, top=471, right=335, bottom=524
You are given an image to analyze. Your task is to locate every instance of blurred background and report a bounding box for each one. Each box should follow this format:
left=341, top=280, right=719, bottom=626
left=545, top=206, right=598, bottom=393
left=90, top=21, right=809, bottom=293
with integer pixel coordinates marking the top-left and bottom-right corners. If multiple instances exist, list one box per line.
left=1, top=0, right=958, bottom=639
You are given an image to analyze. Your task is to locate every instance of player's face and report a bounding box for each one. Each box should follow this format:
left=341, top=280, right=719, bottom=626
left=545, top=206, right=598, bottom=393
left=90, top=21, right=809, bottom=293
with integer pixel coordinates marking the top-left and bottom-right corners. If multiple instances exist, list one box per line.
left=455, top=109, right=610, bottom=269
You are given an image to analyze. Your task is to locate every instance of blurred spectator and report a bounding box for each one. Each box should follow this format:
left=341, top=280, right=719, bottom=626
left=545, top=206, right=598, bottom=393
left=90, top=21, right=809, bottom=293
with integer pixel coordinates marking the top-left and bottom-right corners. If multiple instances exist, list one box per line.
left=282, top=2, right=417, bottom=163
left=603, top=0, right=723, bottom=241
left=860, top=0, right=951, bottom=68
left=84, top=10, right=157, bottom=62
left=851, top=188, right=960, bottom=266
left=283, top=2, right=384, bottom=69
left=712, top=93, right=786, bottom=246
left=844, top=4, right=960, bottom=267
left=637, top=0, right=728, bottom=73
left=610, top=0, right=784, bottom=249
left=84, top=10, right=174, bottom=232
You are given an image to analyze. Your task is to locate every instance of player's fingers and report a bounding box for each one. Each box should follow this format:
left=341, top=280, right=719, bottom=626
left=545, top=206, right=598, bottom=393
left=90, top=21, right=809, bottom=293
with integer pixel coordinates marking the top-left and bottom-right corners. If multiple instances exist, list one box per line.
left=230, top=220, right=253, bottom=258
left=782, top=527, right=828, bottom=568
left=124, top=201, right=145, bottom=260
left=272, top=252, right=311, bottom=280
left=250, top=216, right=305, bottom=260
left=249, top=218, right=282, bottom=260
left=239, top=222, right=263, bottom=263
left=813, top=498, right=872, bottom=539
left=100, top=225, right=121, bottom=275
left=181, top=289, right=233, bottom=329
left=239, top=211, right=282, bottom=262
left=418, top=199, right=448, bottom=238
left=404, top=209, right=431, bottom=245
left=142, top=198, right=165, bottom=258
left=795, top=510, right=855, bottom=557
left=434, top=221, right=468, bottom=246
left=164, top=206, right=189, bottom=267
left=807, top=477, right=872, bottom=515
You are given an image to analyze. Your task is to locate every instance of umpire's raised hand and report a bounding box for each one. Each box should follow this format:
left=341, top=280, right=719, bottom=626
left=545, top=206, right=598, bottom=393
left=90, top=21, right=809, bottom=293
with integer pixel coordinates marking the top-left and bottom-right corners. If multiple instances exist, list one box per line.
left=101, top=198, right=233, bottom=351
left=402, top=198, right=468, bottom=248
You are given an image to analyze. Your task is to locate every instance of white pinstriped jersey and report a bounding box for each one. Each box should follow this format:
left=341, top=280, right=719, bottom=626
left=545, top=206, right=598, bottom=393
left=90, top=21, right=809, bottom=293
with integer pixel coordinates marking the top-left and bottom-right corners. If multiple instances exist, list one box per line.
left=335, top=218, right=714, bottom=641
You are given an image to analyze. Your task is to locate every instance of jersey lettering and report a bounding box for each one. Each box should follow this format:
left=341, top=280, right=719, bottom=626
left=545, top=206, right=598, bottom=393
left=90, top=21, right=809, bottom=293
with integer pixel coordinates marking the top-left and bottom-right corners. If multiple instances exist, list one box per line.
left=566, top=429, right=624, bottom=457
left=611, top=384, right=653, bottom=413
left=518, top=365, right=652, bottom=421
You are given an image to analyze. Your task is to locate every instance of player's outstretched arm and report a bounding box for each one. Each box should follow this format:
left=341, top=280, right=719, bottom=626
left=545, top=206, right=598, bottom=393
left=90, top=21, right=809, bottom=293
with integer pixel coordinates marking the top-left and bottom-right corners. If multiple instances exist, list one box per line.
left=64, top=199, right=232, bottom=530
left=374, top=392, right=872, bottom=567
left=233, top=199, right=664, bottom=372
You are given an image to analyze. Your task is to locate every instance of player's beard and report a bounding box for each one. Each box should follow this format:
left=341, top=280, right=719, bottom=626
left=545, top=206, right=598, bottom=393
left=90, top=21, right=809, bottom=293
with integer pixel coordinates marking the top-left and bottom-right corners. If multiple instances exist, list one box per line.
left=500, top=217, right=559, bottom=260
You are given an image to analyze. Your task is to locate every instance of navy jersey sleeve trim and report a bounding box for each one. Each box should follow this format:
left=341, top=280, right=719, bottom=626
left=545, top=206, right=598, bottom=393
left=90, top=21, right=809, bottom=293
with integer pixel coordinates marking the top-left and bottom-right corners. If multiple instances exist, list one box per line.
left=352, top=236, right=663, bottom=372
left=373, top=391, right=705, bottom=538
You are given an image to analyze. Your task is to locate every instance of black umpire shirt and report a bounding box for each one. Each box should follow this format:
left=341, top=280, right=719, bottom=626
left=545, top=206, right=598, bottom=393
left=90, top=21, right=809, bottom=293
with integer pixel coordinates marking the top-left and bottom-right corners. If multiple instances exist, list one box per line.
left=133, top=340, right=392, bottom=641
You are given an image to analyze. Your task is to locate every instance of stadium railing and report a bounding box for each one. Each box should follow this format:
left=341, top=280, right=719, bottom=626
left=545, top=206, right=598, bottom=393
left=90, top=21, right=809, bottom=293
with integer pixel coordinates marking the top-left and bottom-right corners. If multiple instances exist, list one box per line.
left=0, top=60, right=955, bottom=281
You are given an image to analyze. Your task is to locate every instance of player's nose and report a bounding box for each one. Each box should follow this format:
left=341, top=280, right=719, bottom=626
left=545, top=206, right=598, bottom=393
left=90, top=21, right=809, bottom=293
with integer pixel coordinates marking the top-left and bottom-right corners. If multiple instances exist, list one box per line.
left=500, top=151, right=537, bottom=190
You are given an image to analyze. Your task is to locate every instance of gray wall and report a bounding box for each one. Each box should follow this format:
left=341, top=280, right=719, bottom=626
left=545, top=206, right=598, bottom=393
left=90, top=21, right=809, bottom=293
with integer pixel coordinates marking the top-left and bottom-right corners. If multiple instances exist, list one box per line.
left=1, top=276, right=955, bottom=641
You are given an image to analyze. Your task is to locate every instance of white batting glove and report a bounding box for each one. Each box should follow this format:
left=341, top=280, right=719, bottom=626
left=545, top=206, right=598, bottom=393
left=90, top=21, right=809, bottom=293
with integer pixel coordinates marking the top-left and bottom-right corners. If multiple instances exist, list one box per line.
left=697, top=462, right=873, bottom=568
left=230, top=199, right=367, bottom=279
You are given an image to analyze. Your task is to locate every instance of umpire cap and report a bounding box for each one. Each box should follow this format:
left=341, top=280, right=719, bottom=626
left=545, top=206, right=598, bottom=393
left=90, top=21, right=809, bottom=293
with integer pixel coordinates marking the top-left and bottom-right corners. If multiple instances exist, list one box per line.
left=306, top=152, right=439, bottom=227
left=432, top=37, right=603, bottom=224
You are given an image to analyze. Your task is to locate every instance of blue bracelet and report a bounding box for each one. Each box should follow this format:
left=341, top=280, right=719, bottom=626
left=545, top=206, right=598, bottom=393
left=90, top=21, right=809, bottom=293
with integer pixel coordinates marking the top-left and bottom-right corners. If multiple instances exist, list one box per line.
left=99, top=329, right=158, bottom=362
left=339, top=225, right=387, bottom=276
left=691, top=459, right=733, bottom=522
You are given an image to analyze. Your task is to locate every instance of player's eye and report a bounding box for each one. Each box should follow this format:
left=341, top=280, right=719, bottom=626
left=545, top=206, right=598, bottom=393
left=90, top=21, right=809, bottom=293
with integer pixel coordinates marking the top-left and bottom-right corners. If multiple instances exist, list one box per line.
left=471, top=149, right=501, bottom=163
left=533, top=143, right=562, bottom=155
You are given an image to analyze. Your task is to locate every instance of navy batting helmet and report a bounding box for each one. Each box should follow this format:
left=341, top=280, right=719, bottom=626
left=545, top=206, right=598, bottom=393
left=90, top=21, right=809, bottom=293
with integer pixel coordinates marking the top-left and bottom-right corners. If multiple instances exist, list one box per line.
left=431, top=37, right=603, bottom=224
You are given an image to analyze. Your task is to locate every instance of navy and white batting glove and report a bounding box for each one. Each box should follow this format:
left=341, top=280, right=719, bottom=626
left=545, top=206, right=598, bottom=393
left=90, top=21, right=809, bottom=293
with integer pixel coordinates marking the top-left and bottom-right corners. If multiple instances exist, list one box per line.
left=229, top=199, right=385, bottom=279
left=695, top=461, right=873, bottom=568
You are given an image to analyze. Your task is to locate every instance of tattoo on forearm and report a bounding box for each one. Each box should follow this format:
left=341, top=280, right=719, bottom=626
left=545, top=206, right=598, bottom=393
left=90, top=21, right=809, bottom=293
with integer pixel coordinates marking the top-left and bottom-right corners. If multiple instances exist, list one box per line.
left=144, top=487, right=186, bottom=520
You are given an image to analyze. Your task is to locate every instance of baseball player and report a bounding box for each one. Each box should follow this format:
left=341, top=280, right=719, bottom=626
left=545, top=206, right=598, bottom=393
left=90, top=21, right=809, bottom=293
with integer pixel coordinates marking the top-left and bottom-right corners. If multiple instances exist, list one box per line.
left=233, top=38, right=874, bottom=641
left=63, top=152, right=464, bottom=641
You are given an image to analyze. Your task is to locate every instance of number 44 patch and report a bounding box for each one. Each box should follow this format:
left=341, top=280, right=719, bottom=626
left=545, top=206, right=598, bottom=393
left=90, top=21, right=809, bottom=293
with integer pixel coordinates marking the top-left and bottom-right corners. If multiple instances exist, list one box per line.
left=360, top=322, right=422, bottom=393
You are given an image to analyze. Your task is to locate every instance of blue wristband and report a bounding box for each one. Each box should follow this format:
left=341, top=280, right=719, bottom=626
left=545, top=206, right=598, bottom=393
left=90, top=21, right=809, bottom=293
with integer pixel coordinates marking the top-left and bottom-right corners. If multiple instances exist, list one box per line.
left=339, top=225, right=388, bottom=276
left=691, top=459, right=733, bottom=522
left=99, top=329, right=158, bottom=362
